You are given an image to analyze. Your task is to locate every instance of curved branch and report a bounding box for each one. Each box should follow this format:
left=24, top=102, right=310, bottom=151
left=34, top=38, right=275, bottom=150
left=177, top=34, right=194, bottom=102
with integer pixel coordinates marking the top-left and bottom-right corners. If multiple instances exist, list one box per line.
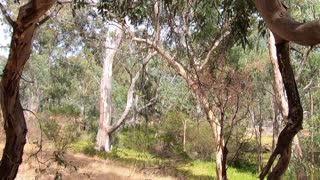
left=254, top=0, right=320, bottom=46
left=108, top=52, right=157, bottom=134
left=132, top=37, right=189, bottom=80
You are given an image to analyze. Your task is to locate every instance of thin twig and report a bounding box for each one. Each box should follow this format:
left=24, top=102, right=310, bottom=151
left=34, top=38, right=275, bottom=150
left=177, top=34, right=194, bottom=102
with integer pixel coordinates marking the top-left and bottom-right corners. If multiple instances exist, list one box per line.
left=295, top=46, right=313, bottom=81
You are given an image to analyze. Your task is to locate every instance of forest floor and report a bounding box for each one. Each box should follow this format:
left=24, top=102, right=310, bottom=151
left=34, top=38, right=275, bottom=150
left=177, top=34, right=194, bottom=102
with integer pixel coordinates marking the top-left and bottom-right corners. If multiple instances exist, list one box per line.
left=0, top=140, right=175, bottom=180
left=0, top=134, right=270, bottom=180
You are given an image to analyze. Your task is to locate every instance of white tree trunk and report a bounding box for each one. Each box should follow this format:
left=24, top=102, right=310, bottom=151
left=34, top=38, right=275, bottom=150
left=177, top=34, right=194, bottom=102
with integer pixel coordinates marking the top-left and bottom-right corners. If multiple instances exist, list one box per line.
left=95, top=27, right=123, bottom=151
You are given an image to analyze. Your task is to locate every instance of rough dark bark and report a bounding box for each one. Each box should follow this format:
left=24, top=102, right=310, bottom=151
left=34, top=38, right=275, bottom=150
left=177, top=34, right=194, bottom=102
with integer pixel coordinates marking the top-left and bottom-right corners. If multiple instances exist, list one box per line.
left=0, top=0, right=56, bottom=179
left=260, top=41, right=303, bottom=180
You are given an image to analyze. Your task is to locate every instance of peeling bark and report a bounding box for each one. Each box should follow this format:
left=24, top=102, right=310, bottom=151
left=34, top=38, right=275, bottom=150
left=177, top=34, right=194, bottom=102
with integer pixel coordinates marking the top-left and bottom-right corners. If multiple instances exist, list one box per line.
left=0, top=0, right=56, bottom=179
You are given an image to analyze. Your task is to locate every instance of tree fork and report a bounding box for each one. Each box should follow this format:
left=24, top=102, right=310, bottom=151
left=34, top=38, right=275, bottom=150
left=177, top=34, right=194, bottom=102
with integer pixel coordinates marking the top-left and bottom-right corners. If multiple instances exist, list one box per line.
left=260, top=41, right=303, bottom=179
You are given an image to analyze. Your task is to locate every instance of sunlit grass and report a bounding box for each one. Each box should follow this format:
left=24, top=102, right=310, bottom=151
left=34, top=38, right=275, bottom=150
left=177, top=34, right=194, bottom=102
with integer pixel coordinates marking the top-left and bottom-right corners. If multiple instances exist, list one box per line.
left=178, top=160, right=257, bottom=179
left=71, top=139, right=263, bottom=179
left=70, top=139, right=164, bottom=167
left=261, top=136, right=273, bottom=147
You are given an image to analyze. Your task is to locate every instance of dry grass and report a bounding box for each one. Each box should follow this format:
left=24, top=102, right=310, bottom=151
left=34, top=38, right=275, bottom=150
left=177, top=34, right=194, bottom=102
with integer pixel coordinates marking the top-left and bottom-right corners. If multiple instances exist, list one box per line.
left=0, top=141, right=175, bottom=180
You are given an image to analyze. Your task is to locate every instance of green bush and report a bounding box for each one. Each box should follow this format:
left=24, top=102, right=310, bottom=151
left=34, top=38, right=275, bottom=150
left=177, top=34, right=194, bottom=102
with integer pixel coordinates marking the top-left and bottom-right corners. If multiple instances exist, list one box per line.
left=41, top=113, right=80, bottom=154
left=118, top=124, right=157, bottom=151
left=185, top=122, right=214, bottom=160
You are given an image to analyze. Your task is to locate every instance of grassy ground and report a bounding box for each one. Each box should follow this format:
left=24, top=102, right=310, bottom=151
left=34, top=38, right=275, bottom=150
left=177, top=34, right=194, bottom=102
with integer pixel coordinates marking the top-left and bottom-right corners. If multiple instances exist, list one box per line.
left=0, top=133, right=277, bottom=179
left=70, top=139, right=262, bottom=179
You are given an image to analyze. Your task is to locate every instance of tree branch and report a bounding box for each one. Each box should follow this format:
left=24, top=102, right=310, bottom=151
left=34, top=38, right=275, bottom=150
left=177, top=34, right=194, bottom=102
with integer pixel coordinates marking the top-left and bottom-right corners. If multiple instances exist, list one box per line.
left=295, top=46, right=313, bottom=81
left=132, top=37, right=189, bottom=80
left=254, top=0, right=320, bottom=46
left=0, top=3, right=15, bottom=27
left=199, top=30, right=230, bottom=70
left=108, top=52, right=156, bottom=134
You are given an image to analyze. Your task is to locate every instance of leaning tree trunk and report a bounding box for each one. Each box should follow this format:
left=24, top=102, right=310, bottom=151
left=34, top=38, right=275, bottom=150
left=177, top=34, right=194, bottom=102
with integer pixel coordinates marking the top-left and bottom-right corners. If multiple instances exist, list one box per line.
left=0, top=0, right=55, bottom=179
left=95, top=27, right=123, bottom=151
left=253, top=0, right=320, bottom=178
left=260, top=35, right=303, bottom=180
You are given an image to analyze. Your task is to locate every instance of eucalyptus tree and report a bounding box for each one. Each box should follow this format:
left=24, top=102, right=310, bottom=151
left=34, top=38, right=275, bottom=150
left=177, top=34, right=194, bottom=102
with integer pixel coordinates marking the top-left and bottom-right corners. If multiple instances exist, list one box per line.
left=94, top=1, right=255, bottom=179
left=254, top=0, right=320, bottom=179
left=0, top=0, right=57, bottom=178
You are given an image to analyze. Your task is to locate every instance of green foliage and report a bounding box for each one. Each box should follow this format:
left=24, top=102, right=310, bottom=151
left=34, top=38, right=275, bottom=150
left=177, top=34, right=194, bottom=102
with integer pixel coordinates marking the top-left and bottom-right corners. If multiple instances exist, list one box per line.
left=41, top=113, right=80, bottom=153
left=185, top=122, right=214, bottom=160
left=157, top=75, right=193, bottom=113
left=119, top=125, right=157, bottom=151
left=70, top=139, right=165, bottom=167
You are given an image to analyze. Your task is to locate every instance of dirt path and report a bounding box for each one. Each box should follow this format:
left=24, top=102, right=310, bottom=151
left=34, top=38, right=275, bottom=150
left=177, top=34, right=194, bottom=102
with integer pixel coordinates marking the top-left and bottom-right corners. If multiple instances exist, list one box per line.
left=0, top=143, right=176, bottom=180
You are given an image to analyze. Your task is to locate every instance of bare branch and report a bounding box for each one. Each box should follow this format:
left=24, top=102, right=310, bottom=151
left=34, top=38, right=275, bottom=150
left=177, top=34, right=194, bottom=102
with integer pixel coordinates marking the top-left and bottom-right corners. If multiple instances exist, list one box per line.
left=142, top=51, right=157, bottom=65
left=199, top=31, right=230, bottom=70
left=108, top=69, right=140, bottom=134
left=137, top=96, right=157, bottom=112
left=132, top=37, right=189, bottom=80
left=295, top=46, right=313, bottom=81
left=108, top=51, right=156, bottom=134
left=0, top=3, right=15, bottom=27
left=153, top=0, right=160, bottom=45
left=303, top=78, right=313, bottom=91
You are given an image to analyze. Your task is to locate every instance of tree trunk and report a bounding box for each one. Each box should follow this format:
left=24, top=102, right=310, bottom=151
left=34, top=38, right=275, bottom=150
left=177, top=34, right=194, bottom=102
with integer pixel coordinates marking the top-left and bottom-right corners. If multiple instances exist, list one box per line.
left=258, top=100, right=263, bottom=173
left=0, top=1, right=55, bottom=179
left=310, top=91, right=315, bottom=180
left=206, top=108, right=227, bottom=180
left=183, top=119, right=187, bottom=152
left=95, top=27, right=123, bottom=151
left=265, top=30, right=306, bottom=179
left=215, top=124, right=228, bottom=180
left=133, top=31, right=229, bottom=180
left=260, top=34, right=303, bottom=180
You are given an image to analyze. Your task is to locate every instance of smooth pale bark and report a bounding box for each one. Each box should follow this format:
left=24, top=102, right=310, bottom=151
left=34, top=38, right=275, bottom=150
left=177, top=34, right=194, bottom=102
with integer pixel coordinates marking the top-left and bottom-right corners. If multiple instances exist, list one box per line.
left=254, top=0, right=320, bottom=46
left=271, top=97, right=281, bottom=154
left=95, top=27, right=123, bottom=151
left=269, top=31, right=288, bottom=119
left=133, top=37, right=228, bottom=180
left=0, top=0, right=56, bottom=179
left=96, top=29, right=156, bottom=152
left=182, top=119, right=187, bottom=152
